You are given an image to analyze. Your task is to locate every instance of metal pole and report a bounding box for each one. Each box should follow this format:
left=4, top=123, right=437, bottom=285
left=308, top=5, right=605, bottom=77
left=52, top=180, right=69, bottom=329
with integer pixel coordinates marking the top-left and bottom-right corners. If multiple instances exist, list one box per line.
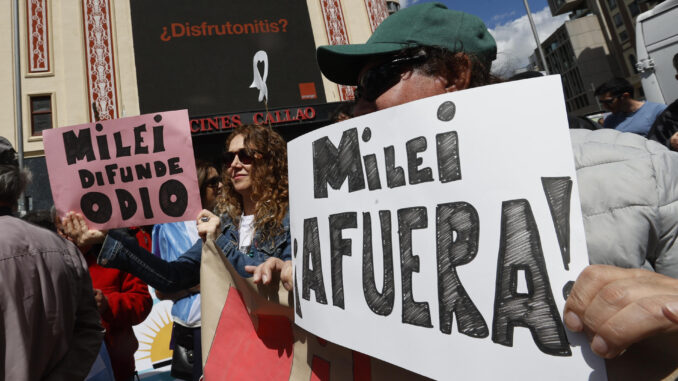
left=523, top=0, right=550, bottom=74
left=12, top=0, right=27, bottom=213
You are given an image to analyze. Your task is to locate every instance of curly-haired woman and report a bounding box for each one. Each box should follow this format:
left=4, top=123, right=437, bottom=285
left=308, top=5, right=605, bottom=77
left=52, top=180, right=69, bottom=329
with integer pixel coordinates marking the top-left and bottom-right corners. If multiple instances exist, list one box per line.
left=61, top=124, right=291, bottom=300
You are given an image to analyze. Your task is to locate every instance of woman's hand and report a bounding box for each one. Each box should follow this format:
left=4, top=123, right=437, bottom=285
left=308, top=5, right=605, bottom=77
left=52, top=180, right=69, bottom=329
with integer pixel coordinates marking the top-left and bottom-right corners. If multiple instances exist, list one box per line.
left=197, top=209, right=221, bottom=242
left=59, top=211, right=107, bottom=248
left=245, top=258, right=293, bottom=291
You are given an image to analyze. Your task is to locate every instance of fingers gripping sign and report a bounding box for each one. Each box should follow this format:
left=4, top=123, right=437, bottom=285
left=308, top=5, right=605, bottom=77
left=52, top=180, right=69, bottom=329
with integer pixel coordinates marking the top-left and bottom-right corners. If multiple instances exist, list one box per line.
left=60, top=211, right=108, bottom=247
left=197, top=209, right=221, bottom=242
left=564, top=265, right=678, bottom=358
left=245, top=258, right=293, bottom=291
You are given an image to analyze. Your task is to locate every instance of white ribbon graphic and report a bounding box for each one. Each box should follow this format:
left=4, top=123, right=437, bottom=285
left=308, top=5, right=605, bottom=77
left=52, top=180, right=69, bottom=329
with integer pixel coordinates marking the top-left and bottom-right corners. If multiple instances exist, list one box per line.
left=250, top=50, right=269, bottom=103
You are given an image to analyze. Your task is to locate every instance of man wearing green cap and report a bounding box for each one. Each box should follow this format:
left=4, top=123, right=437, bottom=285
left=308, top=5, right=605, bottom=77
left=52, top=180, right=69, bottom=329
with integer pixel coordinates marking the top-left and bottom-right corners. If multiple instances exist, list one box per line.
left=317, top=2, right=498, bottom=116
left=312, top=1, right=678, bottom=364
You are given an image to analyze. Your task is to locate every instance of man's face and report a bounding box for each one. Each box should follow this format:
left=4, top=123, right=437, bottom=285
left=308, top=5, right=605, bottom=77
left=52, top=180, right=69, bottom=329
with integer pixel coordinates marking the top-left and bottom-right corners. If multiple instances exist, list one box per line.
left=597, top=92, right=623, bottom=113
left=353, top=56, right=450, bottom=116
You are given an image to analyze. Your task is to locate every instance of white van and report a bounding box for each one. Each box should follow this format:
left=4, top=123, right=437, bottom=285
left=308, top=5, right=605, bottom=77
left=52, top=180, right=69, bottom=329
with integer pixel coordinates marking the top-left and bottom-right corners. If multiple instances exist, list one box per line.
left=635, top=0, right=678, bottom=105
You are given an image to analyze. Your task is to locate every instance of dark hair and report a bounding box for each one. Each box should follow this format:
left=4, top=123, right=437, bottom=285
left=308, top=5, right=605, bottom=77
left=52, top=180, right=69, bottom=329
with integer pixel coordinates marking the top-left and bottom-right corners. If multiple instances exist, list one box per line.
left=22, top=209, right=57, bottom=232
left=673, top=52, right=678, bottom=72
left=0, top=165, right=30, bottom=208
left=594, top=77, right=634, bottom=98
left=216, top=125, right=288, bottom=243
left=195, top=159, right=216, bottom=209
left=395, top=46, right=502, bottom=89
left=331, top=102, right=355, bottom=122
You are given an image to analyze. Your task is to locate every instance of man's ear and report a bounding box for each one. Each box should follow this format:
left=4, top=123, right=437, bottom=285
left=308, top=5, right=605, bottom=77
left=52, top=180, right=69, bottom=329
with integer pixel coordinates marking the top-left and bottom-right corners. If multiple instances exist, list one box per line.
left=445, top=53, right=472, bottom=92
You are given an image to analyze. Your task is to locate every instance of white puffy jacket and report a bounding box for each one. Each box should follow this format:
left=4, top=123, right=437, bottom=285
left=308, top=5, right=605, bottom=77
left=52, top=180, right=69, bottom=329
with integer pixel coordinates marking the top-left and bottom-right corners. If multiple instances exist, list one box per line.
left=571, top=129, right=678, bottom=278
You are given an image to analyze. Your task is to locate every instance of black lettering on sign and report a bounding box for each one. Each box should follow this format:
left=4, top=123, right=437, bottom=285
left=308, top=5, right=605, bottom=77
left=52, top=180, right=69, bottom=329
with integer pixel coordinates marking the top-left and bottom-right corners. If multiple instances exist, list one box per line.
left=116, top=189, right=137, bottom=220
left=95, top=131, right=111, bottom=160
left=329, top=212, right=357, bottom=309
left=95, top=172, right=104, bottom=186
left=105, top=164, right=118, bottom=185
left=152, top=125, right=166, bottom=153
left=362, top=127, right=381, bottom=190
left=293, top=239, right=303, bottom=318
left=133, top=124, right=149, bottom=154
left=363, top=154, right=381, bottom=190
left=113, top=131, right=131, bottom=158
left=492, top=199, right=571, bottom=356
left=120, top=166, right=134, bottom=183
left=135, top=163, right=152, bottom=180
left=406, top=137, right=433, bottom=185
left=167, top=157, right=183, bottom=175
left=384, top=146, right=406, bottom=189
left=159, top=179, right=188, bottom=217
left=436, top=131, right=461, bottom=183
left=139, top=187, right=154, bottom=219
left=398, top=207, right=432, bottom=328
left=79, top=169, right=94, bottom=189
left=302, top=217, right=328, bottom=304
left=362, top=211, right=395, bottom=316
left=436, top=202, right=488, bottom=337
left=541, top=177, right=573, bottom=270
left=154, top=160, right=167, bottom=177
left=313, top=128, right=365, bottom=198
left=63, top=128, right=95, bottom=165
left=80, top=192, right=112, bottom=223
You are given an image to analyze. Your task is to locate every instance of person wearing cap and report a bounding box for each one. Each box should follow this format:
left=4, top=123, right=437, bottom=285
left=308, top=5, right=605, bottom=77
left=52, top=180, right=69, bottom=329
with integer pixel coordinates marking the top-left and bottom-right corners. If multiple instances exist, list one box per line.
left=0, top=136, right=103, bottom=380
left=317, top=2, right=499, bottom=117
left=251, top=2, right=678, bottom=363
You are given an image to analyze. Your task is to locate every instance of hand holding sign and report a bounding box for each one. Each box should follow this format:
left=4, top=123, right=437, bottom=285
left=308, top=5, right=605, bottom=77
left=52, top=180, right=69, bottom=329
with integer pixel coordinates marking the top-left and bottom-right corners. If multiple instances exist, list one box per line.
left=60, top=211, right=107, bottom=247
left=287, top=77, right=604, bottom=380
left=564, top=264, right=678, bottom=359
left=245, top=257, right=293, bottom=290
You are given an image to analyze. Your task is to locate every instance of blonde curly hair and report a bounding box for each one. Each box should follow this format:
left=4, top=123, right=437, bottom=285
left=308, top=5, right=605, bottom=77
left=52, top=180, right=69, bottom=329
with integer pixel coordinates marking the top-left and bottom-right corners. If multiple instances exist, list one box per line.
left=215, top=125, right=288, bottom=243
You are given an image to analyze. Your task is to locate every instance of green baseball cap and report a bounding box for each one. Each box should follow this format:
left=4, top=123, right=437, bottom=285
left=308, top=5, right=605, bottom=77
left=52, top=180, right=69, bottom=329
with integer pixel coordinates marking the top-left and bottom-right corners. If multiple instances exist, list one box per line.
left=317, top=2, right=497, bottom=86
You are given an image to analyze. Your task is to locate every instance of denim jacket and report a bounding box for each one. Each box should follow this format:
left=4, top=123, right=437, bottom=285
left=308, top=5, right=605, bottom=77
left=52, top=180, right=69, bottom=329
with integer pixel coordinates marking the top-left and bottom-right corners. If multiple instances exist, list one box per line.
left=98, top=212, right=291, bottom=293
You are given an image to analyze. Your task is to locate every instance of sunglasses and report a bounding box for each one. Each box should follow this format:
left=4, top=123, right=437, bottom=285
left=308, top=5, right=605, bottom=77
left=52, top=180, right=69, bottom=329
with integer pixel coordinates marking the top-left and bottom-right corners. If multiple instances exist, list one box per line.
left=599, top=95, right=621, bottom=105
left=355, top=52, right=428, bottom=102
left=204, top=176, right=221, bottom=189
left=222, top=148, right=259, bottom=166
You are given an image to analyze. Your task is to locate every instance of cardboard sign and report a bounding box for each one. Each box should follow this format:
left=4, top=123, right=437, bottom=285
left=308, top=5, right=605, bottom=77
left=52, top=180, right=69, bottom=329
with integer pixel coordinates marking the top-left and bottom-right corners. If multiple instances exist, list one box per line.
left=287, top=76, right=606, bottom=380
left=44, top=110, right=201, bottom=229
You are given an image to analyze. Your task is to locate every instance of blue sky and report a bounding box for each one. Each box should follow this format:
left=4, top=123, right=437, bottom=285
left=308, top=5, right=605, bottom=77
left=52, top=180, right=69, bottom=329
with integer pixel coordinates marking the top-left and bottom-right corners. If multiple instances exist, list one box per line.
left=431, top=0, right=551, bottom=28
left=400, top=0, right=568, bottom=74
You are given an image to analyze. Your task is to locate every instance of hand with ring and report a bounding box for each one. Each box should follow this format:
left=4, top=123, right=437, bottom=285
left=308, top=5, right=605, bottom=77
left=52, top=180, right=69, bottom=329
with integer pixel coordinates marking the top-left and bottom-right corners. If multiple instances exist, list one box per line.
left=197, top=209, right=221, bottom=242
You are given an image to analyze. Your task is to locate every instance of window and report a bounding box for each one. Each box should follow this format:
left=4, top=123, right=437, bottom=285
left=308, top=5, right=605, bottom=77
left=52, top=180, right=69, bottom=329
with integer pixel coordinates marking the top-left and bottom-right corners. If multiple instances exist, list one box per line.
left=619, top=30, right=629, bottom=42
left=30, top=95, right=52, bottom=136
left=628, top=1, right=640, bottom=17
left=608, top=0, right=617, bottom=9
left=614, top=13, right=623, bottom=27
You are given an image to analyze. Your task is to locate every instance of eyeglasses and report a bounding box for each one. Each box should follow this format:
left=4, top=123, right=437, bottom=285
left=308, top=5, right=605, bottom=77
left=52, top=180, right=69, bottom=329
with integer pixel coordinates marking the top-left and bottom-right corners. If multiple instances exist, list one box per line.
left=355, top=52, right=428, bottom=102
left=204, top=176, right=221, bottom=189
left=222, top=148, right=259, bottom=166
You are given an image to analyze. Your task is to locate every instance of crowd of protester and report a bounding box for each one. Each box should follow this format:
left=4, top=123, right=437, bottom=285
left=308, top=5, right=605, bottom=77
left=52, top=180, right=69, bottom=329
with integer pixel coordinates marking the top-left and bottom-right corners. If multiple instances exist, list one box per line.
left=2, top=2, right=678, bottom=380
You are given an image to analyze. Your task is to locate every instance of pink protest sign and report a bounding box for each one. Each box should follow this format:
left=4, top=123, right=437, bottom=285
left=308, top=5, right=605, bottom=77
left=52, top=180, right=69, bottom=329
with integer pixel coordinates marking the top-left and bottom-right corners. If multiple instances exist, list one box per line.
left=44, top=110, right=201, bottom=229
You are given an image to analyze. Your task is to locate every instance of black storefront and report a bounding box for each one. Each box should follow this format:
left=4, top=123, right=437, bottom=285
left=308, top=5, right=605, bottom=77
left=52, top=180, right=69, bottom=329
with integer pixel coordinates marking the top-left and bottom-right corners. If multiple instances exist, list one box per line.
left=131, top=0, right=342, bottom=164
left=24, top=0, right=346, bottom=211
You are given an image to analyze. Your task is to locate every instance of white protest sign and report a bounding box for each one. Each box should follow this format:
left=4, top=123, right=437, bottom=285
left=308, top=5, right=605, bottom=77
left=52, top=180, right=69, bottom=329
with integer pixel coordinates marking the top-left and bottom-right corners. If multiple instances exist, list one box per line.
left=288, top=76, right=606, bottom=380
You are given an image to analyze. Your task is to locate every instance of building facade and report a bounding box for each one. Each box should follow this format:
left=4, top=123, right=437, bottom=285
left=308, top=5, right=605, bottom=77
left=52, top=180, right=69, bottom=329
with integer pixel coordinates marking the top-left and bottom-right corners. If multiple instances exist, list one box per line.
left=535, top=15, right=619, bottom=115
left=2, top=0, right=388, bottom=211
left=546, top=0, right=665, bottom=98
